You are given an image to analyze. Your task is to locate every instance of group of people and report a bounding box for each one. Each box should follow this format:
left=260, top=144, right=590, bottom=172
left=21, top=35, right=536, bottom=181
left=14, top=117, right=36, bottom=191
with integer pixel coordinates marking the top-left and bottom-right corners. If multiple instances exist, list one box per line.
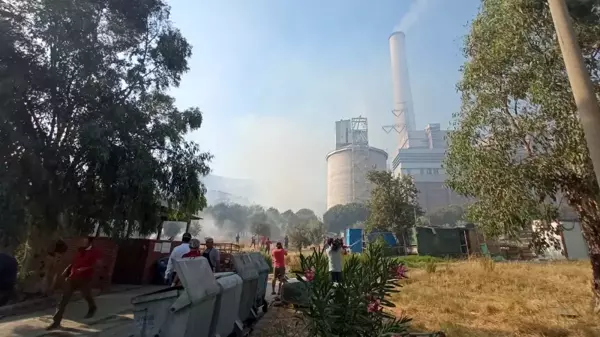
left=250, top=235, right=289, bottom=253
left=268, top=236, right=347, bottom=297
left=164, top=233, right=220, bottom=286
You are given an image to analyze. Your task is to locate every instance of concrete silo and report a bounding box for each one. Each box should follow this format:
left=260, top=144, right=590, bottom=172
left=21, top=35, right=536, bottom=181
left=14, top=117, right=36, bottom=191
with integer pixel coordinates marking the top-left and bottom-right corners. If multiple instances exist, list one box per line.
left=326, top=117, right=388, bottom=210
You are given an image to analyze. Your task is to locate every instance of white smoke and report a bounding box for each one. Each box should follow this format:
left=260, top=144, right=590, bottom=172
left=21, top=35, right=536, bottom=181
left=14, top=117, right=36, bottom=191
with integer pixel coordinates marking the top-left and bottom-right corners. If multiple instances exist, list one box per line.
left=393, top=0, right=432, bottom=33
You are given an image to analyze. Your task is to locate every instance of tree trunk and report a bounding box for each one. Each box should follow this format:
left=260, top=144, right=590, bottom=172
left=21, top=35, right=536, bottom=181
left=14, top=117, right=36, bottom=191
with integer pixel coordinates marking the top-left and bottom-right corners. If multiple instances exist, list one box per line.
left=573, top=197, right=600, bottom=314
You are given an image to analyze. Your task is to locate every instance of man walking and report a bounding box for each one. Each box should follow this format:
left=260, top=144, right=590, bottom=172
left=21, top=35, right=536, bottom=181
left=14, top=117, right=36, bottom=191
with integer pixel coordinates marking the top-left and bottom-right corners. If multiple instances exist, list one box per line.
left=251, top=235, right=256, bottom=249
left=47, top=237, right=101, bottom=330
left=271, top=242, right=287, bottom=295
left=164, top=233, right=191, bottom=284
left=0, top=252, right=18, bottom=306
left=202, top=237, right=220, bottom=272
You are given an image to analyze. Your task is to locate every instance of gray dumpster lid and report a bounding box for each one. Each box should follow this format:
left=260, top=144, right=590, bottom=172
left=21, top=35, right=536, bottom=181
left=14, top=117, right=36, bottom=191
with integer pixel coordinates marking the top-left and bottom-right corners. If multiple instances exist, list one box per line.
left=173, top=257, right=221, bottom=303
left=231, top=253, right=259, bottom=280
left=249, top=252, right=270, bottom=272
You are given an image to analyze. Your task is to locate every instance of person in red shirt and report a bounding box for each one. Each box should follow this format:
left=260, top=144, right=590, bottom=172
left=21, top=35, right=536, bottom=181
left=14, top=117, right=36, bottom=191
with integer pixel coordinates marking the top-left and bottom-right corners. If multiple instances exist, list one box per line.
left=271, top=242, right=287, bottom=295
left=47, top=237, right=101, bottom=330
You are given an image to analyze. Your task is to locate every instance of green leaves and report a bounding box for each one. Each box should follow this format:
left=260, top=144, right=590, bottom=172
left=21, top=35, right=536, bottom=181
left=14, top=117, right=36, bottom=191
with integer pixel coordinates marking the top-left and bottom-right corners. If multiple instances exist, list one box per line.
left=294, top=241, right=411, bottom=337
left=323, top=202, right=370, bottom=234
left=446, top=0, right=600, bottom=292
left=0, top=0, right=212, bottom=241
left=367, top=170, right=422, bottom=242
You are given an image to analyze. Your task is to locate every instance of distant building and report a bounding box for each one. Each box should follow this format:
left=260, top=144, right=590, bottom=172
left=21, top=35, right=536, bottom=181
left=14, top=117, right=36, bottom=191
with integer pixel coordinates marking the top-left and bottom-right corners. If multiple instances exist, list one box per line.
left=391, top=123, right=468, bottom=212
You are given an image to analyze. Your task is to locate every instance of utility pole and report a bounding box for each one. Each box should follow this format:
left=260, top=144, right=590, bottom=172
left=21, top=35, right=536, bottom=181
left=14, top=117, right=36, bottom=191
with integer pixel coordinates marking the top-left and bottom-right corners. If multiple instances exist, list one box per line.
left=548, top=0, right=600, bottom=189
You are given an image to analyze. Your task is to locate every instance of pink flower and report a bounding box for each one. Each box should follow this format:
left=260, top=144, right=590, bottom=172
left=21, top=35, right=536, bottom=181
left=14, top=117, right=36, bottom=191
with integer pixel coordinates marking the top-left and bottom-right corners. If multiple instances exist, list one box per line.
left=395, top=264, right=408, bottom=279
left=304, top=269, right=315, bottom=282
left=367, top=299, right=382, bottom=313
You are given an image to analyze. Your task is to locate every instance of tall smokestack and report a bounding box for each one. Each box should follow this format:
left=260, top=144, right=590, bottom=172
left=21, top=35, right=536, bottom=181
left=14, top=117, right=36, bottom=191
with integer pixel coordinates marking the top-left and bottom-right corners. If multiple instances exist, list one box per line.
left=389, top=31, right=416, bottom=151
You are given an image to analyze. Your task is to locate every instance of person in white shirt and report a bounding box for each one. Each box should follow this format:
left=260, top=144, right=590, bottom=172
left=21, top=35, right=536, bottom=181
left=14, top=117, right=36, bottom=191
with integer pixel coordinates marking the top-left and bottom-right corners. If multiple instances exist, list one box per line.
left=326, top=238, right=344, bottom=283
left=164, top=233, right=191, bottom=284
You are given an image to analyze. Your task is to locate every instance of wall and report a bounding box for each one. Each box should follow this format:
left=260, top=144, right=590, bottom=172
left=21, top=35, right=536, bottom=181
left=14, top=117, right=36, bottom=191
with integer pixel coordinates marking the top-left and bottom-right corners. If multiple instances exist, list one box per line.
left=326, top=146, right=388, bottom=209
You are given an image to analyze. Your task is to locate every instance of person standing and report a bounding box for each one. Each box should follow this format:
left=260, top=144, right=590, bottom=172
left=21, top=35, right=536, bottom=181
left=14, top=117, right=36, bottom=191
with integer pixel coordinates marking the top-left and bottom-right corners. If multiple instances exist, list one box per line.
left=327, top=238, right=344, bottom=283
left=235, top=233, right=240, bottom=245
left=284, top=235, right=289, bottom=250
left=264, top=237, right=271, bottom=254
left=202, top=237, right=220, bottom=272
left=47, top=237, right=101, bottom=330
left=182, top=239, right=201, bottom=258
left=0, top=253, right=18, bottom=306
left=271, top=242, right=287, bottom=295
left=164, top=233, right=191, bottom=285
left=251, top=235, right=256, bottom=249
left=171, top=239, right=202, bottom=286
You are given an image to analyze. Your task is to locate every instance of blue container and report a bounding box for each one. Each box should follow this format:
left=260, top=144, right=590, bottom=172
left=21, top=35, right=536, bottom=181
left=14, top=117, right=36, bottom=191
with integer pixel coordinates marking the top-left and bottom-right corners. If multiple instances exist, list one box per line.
left=367, top=232, right=398, bottom=247
left=345, top=228, right=364, bottom=253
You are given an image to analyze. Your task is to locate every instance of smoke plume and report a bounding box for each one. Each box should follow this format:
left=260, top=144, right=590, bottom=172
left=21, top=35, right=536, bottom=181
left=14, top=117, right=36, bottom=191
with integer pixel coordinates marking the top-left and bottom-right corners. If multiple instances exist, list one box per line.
left=393, top=0, right=432, bottom=33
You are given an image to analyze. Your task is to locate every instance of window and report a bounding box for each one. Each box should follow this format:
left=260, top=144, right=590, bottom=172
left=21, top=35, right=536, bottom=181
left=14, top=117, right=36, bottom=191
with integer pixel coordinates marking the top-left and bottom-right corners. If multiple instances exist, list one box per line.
left=433, top=168, right=440, bottom=175
left=426, top=168, right=433, bottom=174
left=420, top=169, right=425, bottom=175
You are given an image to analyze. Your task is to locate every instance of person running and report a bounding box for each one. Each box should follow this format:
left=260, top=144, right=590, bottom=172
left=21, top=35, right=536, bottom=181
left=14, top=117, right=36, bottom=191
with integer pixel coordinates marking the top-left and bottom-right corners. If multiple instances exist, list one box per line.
left=326, top=238, right=344, bottom=283
left=264, top=237, right=272, bottom=254
left=251, top=235, right=256, bottom=249
left=164, top=233, right=191, bottom=285
left=47, top=237, right=101, bottom=330
left=271, top=242, right=287, bottom=295
left=202, top=237, right=220, bottom=272
left=283, top=235, right=289, bottom=250
left=0, top=253, right=18, bottom=306
left=171, top=239, right=202, bottom=286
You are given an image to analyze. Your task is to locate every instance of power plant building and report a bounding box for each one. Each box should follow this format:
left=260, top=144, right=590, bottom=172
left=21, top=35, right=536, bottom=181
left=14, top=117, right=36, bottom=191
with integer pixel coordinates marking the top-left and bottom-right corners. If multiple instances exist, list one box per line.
left=326, top=117, right=388, bottom=210
left=388, top=31, right=467, bottom=212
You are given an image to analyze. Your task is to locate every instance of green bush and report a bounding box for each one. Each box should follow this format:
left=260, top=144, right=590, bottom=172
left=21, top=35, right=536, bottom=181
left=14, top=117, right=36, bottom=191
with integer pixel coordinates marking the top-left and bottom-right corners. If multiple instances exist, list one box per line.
left=295, top=241, right=411, bottom=337
left=390, top=255, right=444, bottom=269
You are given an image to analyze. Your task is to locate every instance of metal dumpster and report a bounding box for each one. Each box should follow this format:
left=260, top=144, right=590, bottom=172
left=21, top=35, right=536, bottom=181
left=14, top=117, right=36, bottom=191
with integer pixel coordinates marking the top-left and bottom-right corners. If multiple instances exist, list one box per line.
left=231, top=253, right=259, bottom=322
left=210, top=272, right=243, bottom=337
left=249, top=252, right=270, bottom=312
left=131, top=257, right=221, bottom=337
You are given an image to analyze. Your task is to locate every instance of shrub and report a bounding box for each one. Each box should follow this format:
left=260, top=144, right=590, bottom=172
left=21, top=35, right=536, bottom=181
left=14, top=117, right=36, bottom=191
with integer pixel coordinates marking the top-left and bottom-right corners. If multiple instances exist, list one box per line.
left=390, top=255, right=444, bottom=269
left=295, top=241, right=412, bottom=337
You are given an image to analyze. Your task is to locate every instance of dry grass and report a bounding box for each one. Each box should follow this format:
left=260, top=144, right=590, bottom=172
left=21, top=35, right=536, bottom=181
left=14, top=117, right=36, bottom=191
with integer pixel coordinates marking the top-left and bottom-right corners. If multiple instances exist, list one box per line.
left=391, top=259, right=599, bottom=337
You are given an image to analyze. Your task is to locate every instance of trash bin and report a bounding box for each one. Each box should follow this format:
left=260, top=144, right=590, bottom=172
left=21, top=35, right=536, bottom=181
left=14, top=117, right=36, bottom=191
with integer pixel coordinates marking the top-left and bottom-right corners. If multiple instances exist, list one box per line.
left=280, top=278, right=309, bottom=308
left=210, top=272, right=243, bottom=337
left=231, top=253, right=259, bottom=322
left=131, top=257, right=221, bottom=337
left=249, top=252, right=270, bottom=312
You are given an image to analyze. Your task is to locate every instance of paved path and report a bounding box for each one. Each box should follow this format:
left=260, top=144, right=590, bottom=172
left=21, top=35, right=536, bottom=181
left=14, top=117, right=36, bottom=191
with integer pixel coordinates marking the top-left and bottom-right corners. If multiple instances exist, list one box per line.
left=0, top=286, right=163, bottom=337
left=0, top=276, right=282, bottom=337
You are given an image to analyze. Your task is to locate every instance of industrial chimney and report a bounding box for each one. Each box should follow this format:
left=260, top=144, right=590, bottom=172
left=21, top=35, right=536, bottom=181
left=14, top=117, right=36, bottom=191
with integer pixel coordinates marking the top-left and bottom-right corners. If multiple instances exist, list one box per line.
left=389, top=31, right=416, bottom=151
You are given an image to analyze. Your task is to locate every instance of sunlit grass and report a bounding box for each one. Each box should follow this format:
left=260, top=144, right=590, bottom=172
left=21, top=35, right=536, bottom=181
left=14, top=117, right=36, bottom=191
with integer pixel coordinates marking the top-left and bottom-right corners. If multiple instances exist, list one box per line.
left=391, top=259, right=598, bottom=337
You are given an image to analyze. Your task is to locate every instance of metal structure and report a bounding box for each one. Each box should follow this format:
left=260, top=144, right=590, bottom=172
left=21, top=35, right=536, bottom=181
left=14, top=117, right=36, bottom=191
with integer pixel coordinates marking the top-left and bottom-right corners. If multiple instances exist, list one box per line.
left=327, top=117, right=388, bottom=210
left=389, top=31, right=416, bottom=152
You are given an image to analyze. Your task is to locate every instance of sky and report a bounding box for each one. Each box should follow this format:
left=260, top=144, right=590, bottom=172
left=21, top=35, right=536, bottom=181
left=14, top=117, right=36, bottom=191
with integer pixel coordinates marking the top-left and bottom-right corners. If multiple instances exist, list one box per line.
left=166, top=0, right=481, bottom=214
